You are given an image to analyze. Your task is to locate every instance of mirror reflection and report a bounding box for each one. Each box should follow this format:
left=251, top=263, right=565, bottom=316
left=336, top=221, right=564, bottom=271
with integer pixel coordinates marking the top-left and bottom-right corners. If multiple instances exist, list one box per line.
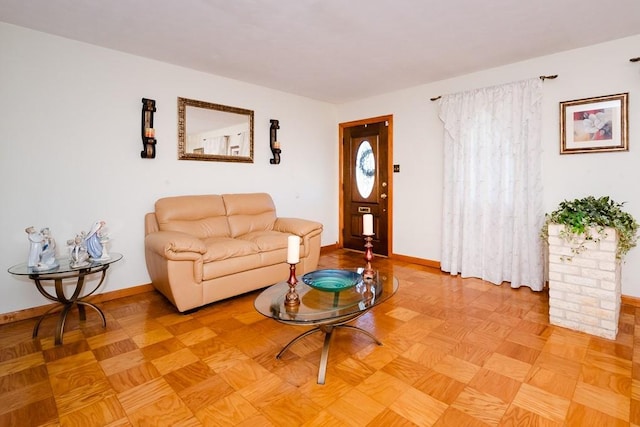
left=178, top=97, right=254, bottom=162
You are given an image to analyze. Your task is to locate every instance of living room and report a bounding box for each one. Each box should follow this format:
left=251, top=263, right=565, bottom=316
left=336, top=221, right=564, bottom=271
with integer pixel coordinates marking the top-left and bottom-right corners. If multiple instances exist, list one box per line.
left=3, top=3, right=640, bottom=425
left=1, top=12, right=640, bottom=318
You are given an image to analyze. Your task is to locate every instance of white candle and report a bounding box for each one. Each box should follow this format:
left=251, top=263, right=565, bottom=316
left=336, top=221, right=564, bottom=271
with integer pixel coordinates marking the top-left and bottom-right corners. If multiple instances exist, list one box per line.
left=363, top=214, right=374, bottom=235
left=287, top=235, right=300, bottom=264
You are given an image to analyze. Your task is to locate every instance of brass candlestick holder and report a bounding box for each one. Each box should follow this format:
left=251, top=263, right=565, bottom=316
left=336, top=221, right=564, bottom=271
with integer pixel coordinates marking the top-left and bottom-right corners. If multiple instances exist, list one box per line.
left=285, top=263, right=300, bottom=307
left=363, top=235, right=375, bottom=281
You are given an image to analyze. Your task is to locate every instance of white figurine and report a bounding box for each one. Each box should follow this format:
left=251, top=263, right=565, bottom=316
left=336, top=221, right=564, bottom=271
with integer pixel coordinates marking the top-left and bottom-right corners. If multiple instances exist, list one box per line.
left=68, top=234, right=89, bottom=268
left=26, top=226, right=43, bottom=267
left=84, top=220, right=105, bottom=260
left=37, top=227, right=58, bottom=270
left=26, top=226, right=59, bottom=270
left=99, top=233, right=111, bottom=260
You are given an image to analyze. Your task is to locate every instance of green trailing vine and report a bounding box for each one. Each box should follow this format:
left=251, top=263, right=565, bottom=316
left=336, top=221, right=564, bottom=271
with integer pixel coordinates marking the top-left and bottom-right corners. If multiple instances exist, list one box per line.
left=541, top=196, right=639, bottom=261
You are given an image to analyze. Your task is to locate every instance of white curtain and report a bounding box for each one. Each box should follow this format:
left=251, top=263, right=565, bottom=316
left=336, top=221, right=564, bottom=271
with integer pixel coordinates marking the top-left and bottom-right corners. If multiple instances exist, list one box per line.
left=438, top=78, right=544, bottom=291
left=230, top=132, right=249, bottom=156
left=203, top=136, right=227, bottom=155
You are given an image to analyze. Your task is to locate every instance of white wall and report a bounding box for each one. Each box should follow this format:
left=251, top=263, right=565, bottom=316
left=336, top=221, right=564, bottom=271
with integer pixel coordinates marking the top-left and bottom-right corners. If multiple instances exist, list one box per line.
left=338, top=34, right=640, bottom=297
left=0, top=23, right=339, bottom=313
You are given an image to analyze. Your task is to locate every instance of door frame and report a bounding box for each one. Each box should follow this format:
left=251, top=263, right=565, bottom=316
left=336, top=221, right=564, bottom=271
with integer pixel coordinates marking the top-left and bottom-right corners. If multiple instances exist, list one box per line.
left=338, top=114, right=393, bottom=256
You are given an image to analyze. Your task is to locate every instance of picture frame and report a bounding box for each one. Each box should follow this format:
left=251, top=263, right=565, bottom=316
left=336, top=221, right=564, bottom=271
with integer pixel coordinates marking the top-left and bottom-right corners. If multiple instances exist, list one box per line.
left=560, top=93, right=628, bottom=154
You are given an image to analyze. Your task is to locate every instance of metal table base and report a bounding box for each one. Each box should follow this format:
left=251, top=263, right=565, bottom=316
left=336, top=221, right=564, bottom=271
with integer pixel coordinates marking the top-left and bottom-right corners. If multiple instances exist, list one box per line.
left=276, top=316, right=382, bottom=384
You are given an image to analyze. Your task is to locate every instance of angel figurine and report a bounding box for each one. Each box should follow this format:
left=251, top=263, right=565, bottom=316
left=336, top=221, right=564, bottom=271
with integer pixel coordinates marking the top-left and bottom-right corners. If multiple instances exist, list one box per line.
left=38, top=227, right=59, bottom=270
left=26, top=226, right=59, bottom=270
left=84, top=220, right=106, bottom=260
left=26, top=226, right=43, bottom=267
left=67, top=234, right=89, bottom=268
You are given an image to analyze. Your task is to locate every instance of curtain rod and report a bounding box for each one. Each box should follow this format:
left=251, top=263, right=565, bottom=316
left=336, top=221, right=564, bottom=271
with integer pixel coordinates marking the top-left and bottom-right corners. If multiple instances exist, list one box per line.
left=631, top=57, right=640, bottom=62
left=429, top=74, right=558, bottom=101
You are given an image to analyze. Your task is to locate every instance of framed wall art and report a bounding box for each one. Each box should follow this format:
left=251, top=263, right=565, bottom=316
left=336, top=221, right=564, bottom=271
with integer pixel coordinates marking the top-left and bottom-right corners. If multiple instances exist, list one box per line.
left=560, top=92, right=628, bottom=154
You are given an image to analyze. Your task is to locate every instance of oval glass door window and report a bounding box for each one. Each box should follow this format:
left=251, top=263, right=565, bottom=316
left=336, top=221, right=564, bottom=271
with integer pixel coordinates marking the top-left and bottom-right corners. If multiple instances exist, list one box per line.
left=355, top=140, right=375, bottom=198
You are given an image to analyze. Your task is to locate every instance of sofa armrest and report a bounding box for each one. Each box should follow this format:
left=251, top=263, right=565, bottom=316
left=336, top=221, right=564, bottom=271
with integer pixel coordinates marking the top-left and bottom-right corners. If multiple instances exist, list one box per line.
left=145, top=231, right=207, bottom=261
left=274, top=217, right=323, bottom=236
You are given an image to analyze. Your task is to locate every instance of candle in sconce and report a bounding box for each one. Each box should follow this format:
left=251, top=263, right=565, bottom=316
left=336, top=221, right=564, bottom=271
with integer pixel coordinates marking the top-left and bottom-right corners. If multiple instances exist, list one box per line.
left=287, top=235, right=300, bottom=264
left=363, top=214, right=374, bottom=235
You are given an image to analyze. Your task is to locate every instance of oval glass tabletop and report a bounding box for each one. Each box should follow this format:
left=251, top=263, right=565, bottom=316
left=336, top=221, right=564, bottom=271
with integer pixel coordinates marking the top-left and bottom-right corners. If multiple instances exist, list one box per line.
left=254, top=268, right=398, bottom=325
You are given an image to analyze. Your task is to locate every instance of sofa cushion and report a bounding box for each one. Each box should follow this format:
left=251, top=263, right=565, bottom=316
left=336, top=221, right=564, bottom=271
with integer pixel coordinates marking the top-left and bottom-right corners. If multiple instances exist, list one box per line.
left=155, top=195, right=231, bottom=239
left=202, top=237, right=259, bottom=262
left=202, top=253, right=263, bottom=280
left=237, top=230, right=293, bottom=252
left=223, top=193, right=277, bottom=237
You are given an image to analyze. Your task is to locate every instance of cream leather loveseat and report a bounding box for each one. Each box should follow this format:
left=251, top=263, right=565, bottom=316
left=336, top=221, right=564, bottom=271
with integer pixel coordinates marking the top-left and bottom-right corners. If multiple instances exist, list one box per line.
left=144, top=193, right=323, bottom=312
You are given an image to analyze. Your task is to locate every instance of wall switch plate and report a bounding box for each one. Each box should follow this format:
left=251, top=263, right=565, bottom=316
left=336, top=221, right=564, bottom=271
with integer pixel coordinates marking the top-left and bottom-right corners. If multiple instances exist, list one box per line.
left=393, top=164, right=400, bottom=173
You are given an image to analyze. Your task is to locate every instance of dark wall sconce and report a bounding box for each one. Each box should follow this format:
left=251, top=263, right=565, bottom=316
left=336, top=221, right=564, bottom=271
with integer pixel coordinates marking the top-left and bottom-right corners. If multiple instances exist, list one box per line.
left=270, top=119, right=281, bottom=164
left=141, top=98, right=156, bottom=158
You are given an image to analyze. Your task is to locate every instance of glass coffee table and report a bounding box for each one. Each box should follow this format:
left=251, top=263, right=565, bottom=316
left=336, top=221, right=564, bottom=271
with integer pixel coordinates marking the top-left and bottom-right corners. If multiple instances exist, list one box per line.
left=254, top=268, right=398, bottom=384
left=8, top=253, right=123, bottom=345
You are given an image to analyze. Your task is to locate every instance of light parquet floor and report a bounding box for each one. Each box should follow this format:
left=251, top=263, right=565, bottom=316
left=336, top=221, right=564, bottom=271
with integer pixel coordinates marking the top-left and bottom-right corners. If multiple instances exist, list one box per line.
left=1, top=249, right=639, bottom=426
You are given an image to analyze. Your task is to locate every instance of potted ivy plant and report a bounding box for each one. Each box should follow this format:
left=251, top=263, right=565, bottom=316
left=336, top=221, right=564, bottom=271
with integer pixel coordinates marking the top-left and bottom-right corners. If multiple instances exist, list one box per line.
left=542, top=195, right=638, bottom=339
left=541, top=195, right=638, bottom=260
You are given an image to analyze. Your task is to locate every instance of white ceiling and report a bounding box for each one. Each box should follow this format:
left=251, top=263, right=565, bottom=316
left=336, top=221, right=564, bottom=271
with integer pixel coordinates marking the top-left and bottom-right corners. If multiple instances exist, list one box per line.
left=2, top=0, right=639, bottom=103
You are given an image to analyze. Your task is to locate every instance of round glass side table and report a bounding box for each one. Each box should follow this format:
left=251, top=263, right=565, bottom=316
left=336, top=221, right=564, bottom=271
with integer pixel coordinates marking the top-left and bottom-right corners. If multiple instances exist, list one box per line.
left=8, top=253, right=123, bottom=345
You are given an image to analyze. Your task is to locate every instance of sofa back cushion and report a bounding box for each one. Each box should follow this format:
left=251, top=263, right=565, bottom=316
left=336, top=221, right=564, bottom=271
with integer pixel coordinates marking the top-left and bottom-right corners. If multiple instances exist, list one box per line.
left=155, top=195, right=231, bottom=238
left=223, top=193, right=277, bottom=237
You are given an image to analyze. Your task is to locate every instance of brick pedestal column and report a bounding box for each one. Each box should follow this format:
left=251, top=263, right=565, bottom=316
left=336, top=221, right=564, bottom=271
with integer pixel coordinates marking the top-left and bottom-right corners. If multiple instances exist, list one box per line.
left=547, top=224, right=621, bottom=340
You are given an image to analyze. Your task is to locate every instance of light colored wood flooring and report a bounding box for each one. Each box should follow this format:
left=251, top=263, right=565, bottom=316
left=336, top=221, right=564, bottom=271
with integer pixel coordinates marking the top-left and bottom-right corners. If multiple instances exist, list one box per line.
left=1, top=249, right=638, bottom=426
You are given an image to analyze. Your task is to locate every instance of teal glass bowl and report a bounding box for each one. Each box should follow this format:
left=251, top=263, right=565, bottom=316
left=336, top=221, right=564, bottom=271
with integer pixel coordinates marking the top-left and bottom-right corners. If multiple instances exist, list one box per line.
left=302, top=269, right=361, bottom=292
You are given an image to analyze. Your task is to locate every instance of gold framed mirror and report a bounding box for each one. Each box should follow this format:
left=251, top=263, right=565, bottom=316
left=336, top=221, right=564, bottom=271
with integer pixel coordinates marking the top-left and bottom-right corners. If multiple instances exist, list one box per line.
left=178, top=97, right=254, bottom=162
